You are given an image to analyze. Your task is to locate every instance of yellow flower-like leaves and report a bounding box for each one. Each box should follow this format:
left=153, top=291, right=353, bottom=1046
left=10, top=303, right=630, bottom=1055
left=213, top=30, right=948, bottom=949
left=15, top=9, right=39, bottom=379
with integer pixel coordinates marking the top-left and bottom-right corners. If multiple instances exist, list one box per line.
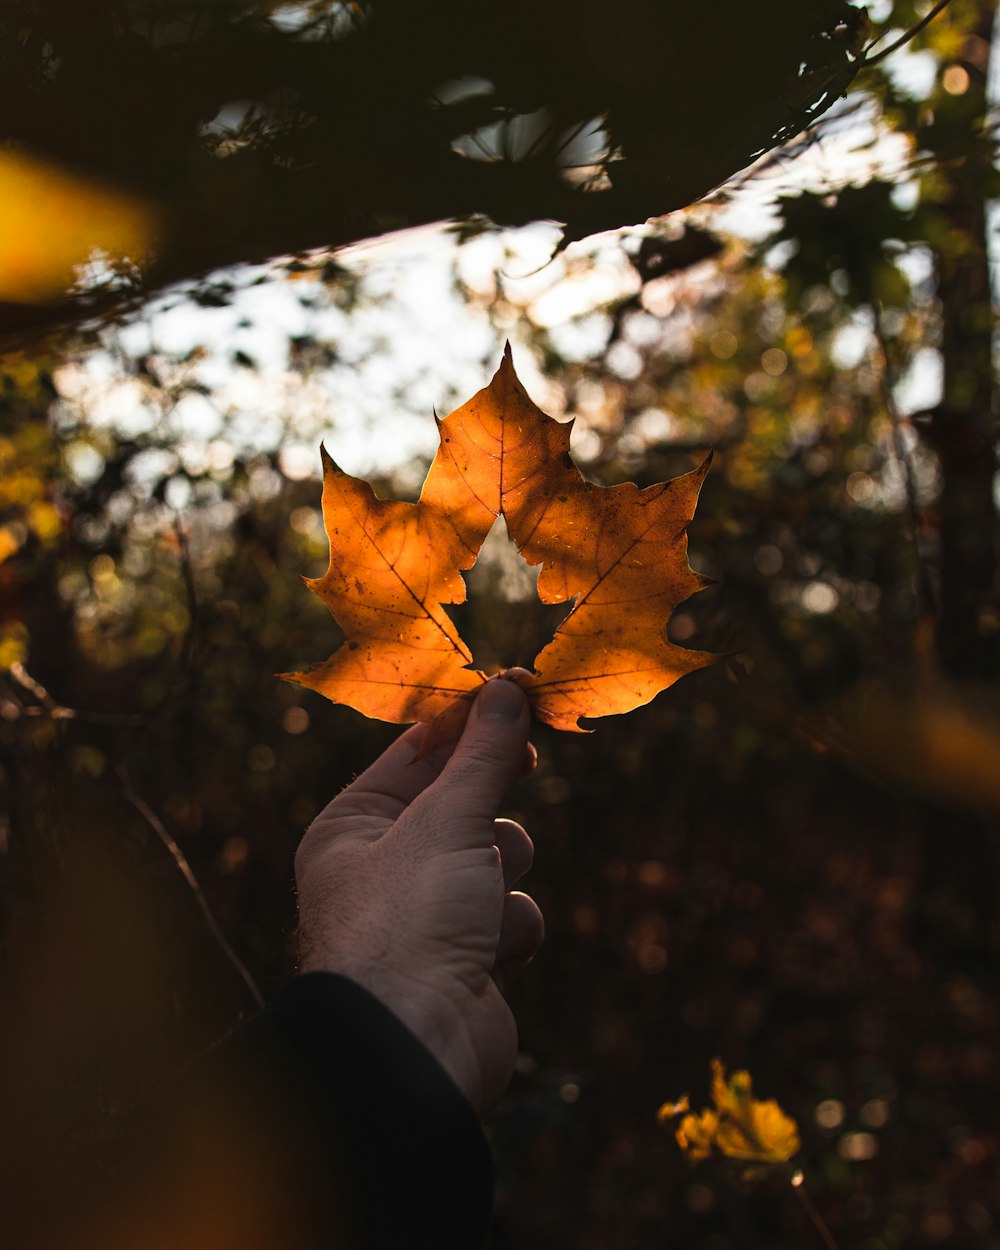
left=658, top=1059, right=800, bottom=1166
left=676, top=1107, right=720, bottom=1164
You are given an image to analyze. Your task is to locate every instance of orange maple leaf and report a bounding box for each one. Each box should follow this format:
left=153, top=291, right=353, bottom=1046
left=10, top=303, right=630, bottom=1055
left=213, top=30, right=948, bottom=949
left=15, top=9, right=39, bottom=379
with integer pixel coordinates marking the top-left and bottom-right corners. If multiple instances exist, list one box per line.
left=286, top=347, right=714, bottom=732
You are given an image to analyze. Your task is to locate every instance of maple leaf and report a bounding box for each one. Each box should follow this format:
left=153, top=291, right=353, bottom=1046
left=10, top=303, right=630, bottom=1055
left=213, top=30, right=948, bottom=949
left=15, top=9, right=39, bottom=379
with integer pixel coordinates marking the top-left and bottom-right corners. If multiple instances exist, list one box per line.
left=285, top=347, right=714, bottom=732
left=658, top=1059, right=801, bottom=1166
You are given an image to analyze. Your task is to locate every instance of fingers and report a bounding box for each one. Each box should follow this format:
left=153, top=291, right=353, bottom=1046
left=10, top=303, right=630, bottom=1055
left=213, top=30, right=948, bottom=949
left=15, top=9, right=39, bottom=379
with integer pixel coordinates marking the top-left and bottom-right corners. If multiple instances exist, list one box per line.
left=496, top=892, right=545, bottom=963
left=323, top=722, right=457, bottom=823
left=317, top=679, right=535, bottom=829
left=413, top=677, right=530, bottom=832
left=493, top=891, right=545, bottom=990
left=492, top=818, right=534, bottom=888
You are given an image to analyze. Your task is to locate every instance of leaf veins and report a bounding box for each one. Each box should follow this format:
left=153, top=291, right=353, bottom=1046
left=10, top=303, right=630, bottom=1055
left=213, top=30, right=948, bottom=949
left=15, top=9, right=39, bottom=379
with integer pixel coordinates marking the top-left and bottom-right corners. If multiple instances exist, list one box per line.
left=285, top=346, right=714, bottom=733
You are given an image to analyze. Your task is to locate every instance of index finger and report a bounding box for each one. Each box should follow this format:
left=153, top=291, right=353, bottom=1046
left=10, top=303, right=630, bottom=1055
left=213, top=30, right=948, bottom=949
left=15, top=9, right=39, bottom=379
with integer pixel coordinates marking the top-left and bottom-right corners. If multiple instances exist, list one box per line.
left=324, top=664, right=539, bottom=825
left=327, top=722, right=460, bottom=822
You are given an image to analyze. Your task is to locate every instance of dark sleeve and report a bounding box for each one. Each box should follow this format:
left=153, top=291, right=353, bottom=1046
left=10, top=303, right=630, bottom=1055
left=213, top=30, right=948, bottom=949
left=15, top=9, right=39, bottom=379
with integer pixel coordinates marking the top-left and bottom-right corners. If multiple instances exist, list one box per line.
left=115, top=973, right=494, bottom=1250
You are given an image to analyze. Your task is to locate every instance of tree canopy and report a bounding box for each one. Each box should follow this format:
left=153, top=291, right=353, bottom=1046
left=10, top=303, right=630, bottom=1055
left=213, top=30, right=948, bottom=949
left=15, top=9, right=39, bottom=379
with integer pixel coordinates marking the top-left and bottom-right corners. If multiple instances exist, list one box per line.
left=0, top=0, right=866, bottom=341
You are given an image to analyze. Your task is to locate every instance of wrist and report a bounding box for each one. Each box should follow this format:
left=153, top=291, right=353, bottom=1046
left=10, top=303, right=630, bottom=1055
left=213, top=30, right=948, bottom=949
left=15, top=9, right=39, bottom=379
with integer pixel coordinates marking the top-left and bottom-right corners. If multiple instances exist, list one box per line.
left=375, top=981, right=482, bottom=1108
left=300, top=954, right=482, bottom=1108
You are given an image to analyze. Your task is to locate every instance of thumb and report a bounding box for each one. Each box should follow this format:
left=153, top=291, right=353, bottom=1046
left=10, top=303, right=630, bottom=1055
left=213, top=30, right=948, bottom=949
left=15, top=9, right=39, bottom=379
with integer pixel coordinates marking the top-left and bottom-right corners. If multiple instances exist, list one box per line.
left=414, top=678, right=530, bottom=832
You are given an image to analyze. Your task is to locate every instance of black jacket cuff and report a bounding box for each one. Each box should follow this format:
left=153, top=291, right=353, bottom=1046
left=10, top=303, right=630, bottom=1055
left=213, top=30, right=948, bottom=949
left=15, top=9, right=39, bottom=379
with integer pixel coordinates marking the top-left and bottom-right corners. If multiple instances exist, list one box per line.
left=222, top=972, right=494, bottom=1249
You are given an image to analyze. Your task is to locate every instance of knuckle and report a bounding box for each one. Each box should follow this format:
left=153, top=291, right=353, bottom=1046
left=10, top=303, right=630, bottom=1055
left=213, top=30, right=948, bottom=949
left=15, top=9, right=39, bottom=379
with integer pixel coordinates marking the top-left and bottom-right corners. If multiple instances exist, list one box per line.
left=293, top=833, right=319, bottom=881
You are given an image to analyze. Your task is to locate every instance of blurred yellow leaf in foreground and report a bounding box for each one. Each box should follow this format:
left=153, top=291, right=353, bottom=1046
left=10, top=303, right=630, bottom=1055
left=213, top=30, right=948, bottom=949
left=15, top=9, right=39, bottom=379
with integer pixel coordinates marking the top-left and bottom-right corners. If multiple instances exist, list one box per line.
left=0, top=146, right=156, bottom=303
left=658, top=1059, right=800, bottom=1165
left=836, top=686, right=1000, bottom=814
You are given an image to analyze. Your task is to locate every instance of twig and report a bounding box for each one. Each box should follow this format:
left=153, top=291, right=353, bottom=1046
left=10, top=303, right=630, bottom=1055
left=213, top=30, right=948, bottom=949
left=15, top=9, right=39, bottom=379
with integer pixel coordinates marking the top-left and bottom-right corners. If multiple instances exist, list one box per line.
left=872, top=314, right=938, bottom=619
left=172, top=511, right=199, bottom=676
left=553, top=116, right=595, bottom=163
left=429, top=93, right=499, bottom=165
left=792, top=1174, right=840, bottom=1250
left=8, top=661, right=54, bottom=707
left=6, top=663, right=144, bottom=726
left=118, top=770, right=265, bottom=1010
left=862, top=0, right=953, bottom=68
left=20, top=706, right=145, bottom=726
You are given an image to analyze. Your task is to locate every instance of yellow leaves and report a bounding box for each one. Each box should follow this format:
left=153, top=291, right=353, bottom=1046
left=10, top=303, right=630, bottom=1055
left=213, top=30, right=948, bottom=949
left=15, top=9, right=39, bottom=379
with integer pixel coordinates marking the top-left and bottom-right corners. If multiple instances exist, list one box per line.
left=0, top=624, right=28, bottom=670
left=659, top=1059, right=800, bottom=1167
left=0, top=146, right=156, bottom=303
left=673, top=1104, right=720, bottom=1164
left=667, top=1073, right=834, bottom=1250
left=0, top=370, right=64, bottom=671
left=0, top=526, right=19, bottom=565
left=0, top=411, right=63, bottom=560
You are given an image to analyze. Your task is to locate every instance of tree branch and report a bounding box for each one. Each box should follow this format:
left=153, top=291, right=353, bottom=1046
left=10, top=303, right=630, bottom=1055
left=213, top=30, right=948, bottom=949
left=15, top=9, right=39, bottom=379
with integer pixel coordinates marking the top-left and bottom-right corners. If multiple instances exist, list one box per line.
left=862, top=0, right=953, bottom=69
left=118, top=768, right=265, bottom=1011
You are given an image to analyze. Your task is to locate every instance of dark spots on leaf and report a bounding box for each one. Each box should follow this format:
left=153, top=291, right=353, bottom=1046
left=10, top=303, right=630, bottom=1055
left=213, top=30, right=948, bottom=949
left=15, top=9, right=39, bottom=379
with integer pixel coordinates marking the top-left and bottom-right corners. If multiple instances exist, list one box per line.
left=348, top=641, right=359, bottom=650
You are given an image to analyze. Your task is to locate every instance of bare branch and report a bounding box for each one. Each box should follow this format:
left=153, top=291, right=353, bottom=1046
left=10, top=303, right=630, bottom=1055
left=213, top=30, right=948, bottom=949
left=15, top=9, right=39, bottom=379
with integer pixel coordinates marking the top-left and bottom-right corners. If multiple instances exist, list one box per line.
left=8, top=662, right=55, bottom=708
left=5, top=664, right=144, bottom=726
left=862, top=0, right=953, bottom=69
left=118, top=769, right=265, bottom=1011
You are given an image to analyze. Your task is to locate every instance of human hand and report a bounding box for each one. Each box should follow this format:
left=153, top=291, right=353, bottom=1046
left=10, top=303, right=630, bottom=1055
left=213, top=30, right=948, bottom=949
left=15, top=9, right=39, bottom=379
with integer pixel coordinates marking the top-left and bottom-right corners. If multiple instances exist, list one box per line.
left=294, top=676, right=544, bottom=1114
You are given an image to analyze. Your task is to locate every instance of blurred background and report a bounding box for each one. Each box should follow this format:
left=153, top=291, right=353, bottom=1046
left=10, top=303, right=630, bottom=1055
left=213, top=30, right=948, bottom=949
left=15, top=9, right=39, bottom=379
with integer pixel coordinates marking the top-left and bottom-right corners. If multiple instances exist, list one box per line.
left=1, top=1, right=999, bottom=1246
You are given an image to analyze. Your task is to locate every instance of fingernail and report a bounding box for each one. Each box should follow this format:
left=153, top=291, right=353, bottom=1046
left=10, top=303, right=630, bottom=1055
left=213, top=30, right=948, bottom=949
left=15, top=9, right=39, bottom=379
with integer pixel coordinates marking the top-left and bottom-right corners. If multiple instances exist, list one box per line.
left=478, top=677, right=525, bottom=723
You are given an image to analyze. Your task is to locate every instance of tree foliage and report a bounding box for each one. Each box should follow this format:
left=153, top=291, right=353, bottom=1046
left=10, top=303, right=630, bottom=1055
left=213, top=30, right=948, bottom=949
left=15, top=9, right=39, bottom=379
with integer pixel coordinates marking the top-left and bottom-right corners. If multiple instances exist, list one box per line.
left=0, top=0, right=865, bottom=343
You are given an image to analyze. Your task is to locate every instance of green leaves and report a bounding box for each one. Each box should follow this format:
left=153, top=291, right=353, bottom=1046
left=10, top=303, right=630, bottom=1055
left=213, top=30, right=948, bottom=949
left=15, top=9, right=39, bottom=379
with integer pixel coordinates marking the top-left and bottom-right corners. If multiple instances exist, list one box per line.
left=773, top=183, right=922, bottom=311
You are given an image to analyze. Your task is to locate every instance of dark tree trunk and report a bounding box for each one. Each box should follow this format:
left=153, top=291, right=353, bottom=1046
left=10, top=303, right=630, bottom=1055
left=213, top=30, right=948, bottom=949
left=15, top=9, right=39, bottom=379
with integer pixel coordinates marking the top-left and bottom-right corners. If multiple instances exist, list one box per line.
left=926, top=0, right=999, bottom=681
